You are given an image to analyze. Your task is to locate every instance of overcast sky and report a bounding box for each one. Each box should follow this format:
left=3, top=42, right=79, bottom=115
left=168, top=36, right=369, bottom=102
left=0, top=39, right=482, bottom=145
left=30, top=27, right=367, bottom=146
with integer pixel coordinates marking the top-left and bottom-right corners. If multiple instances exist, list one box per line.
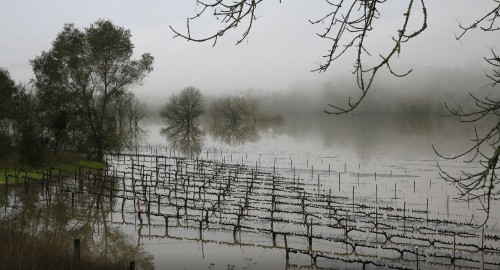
left=0, top=0, right=498, bottom=101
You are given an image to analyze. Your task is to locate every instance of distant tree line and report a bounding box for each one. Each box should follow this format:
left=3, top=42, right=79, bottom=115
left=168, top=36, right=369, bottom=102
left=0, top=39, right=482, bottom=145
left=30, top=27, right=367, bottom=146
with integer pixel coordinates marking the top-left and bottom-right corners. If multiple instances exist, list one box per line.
left=1, top=19, right=153, bottom=165
left=160, top=87, right=269, bottom=155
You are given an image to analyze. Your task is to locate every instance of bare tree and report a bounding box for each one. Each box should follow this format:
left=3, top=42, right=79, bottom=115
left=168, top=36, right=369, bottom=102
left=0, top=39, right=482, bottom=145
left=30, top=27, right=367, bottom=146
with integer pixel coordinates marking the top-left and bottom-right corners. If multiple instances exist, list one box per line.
left=433, top=3, right=500, bottom=227
left=174, top=1, right=500, bottom=226
left=434, top=56, right=500, bottom=227
left=170, top=0, right=427, bottom=114
left=160, top=86, right=204, bottom=128
left=209, top=96, right=255, bottom=145
left=160, top=86, right=205, bottom=157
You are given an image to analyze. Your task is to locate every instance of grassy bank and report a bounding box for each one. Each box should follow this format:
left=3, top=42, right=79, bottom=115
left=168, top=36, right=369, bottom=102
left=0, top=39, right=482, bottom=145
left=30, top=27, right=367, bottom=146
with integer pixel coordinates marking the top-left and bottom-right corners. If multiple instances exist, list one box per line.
left=0, top=154, right=105, bottom=184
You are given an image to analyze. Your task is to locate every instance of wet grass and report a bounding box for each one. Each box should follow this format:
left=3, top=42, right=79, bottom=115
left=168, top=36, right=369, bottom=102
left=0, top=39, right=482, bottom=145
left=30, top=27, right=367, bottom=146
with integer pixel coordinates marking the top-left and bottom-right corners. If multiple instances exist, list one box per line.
left=0, top=155, right=105, bottom=184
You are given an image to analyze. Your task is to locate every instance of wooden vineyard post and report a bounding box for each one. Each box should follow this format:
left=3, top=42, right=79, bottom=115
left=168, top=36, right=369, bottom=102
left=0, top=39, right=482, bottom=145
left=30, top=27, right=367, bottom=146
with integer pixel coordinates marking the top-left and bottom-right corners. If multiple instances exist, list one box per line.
left=317, top=174, right=320, bottom=196
left=284, top=233, right=289, bottom=260
left=74, top=239, right=81, bottom=267
left=338, top=172, right=340, bottom=191
left=447, top=194, right=450, bottom=217
left=452, top=234, right=456, bottom=264
left=394, top=182, right=397, bottom=199
left=274, top=158, right=278, bottom=173
left=328, top=188, right=332, bottom=217
left=426, top=198, right=429, bottom=225
left=375, top=207, right=378, bottom=242
left=482, top=226, right=485, bottom=250
left=199, top=220, right=203, bottom=240
left=403, top=201, right=406, bottom=233
left=4, top=168, right=8, bottom=191
left=352, top=186, right=355, bottom=212
left=416, top=246, right=419, bottom=270
left=309, top=218, right=313, bottom=251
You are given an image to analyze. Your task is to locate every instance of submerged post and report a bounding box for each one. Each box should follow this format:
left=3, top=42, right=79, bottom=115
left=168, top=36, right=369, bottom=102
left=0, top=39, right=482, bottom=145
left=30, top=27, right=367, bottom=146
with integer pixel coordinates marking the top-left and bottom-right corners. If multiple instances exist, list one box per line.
left=317, top=174, right=320, bottom=196
left=394, top=182, right=397, bottom=199
left=284, top=233, right=289, bottom=260
left=74, top=239, right=81, bottom=266
left=338, top=172, right=340, bottom=191
left=426, top=198, right=429, bottom=225
left=416, top=246, right=419, bottom=270
left=352, top=186, right=355, bottom=212
left=5, top=168, right=8, bottom=191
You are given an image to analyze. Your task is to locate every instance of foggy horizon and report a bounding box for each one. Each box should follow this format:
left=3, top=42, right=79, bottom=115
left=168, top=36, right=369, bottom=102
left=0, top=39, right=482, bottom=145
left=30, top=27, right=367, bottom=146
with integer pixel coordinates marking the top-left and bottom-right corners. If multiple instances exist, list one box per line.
left=2, top=0, right=499, bottom=102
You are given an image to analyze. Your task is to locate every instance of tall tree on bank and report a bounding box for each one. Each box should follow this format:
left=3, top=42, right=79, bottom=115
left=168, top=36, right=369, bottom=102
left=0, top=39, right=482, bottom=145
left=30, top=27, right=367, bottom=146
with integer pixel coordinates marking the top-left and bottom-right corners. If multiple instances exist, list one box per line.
left=0, top=68, right=20, bottom=156
left=32, top=20, right=154, bottom=160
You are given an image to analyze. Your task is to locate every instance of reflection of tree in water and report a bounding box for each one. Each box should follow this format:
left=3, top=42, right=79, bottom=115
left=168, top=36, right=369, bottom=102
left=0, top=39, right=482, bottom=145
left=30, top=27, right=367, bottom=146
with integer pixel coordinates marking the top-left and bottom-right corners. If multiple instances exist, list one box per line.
left=209, top=96, right=259, bottom=145
left=210, top=120, right=258, bottom=145
left=161, top=123, right=204, bottom=158
left=0, top=181, right=154, bottom=270
left=160, top=86, right=205, bottom=158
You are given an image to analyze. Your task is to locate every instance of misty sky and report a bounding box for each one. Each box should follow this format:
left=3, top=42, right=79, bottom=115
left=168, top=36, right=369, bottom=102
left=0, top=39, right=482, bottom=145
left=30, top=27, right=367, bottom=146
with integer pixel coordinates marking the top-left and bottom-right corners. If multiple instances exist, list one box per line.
left=1, top=0, right=498, bottom=101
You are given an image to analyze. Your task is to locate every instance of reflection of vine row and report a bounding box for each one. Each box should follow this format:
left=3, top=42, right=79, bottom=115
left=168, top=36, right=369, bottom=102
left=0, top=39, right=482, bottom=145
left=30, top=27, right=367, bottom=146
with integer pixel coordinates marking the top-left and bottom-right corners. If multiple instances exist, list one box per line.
left=4, top=151, right=500, bottom=269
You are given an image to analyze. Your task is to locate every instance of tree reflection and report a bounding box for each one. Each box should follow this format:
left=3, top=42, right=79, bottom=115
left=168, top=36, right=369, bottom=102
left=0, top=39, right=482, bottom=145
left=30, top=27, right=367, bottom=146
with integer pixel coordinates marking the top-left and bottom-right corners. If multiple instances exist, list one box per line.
left=161, top=122, right=204, bottom=158
left=0, top=181, right=154, bottom=270
left=160, top=86, right=205, bottom=158
left=208, top=96, right=259, bottom=145
left=210, top=119, right=258, bottom=145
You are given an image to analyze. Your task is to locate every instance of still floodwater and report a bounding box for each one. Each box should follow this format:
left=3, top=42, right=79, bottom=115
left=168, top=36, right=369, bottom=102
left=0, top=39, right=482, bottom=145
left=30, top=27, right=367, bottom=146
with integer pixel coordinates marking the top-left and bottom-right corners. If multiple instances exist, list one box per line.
left=2, top=115, right=500, bottom=269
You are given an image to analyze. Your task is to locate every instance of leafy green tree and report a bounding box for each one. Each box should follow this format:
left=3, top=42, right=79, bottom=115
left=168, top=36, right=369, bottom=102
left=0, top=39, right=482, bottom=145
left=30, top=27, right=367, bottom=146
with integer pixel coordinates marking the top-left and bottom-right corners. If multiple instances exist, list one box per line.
left=15, top=87, right=46, bottom=165
left=32, top=19, right=154, bottom=160
left=0, top=68, right=19, bottom=156
left=0, top=68, right=18, bottom=123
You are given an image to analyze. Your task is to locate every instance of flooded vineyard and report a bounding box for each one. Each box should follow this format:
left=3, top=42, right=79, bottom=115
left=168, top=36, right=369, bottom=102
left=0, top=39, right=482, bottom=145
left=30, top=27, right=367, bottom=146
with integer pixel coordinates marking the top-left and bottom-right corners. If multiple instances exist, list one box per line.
left=2, top=142, right=500, bottom=269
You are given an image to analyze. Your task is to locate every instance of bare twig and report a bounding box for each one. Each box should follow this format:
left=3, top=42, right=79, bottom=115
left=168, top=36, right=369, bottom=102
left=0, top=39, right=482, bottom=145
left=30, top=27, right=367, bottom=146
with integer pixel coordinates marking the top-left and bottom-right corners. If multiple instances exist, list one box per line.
left=434, top=51, right=500, bottom=227
left=171, top=0, right=428, bottom=115
left=455, top=0, right=500, bottom=40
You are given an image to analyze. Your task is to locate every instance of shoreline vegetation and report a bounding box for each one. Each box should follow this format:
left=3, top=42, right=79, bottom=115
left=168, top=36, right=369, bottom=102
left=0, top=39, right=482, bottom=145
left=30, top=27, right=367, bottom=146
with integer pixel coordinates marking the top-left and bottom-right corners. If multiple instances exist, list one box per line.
left=0, top=151, right=105, bottom=185
left=0, top=224, right=126, bottom=270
